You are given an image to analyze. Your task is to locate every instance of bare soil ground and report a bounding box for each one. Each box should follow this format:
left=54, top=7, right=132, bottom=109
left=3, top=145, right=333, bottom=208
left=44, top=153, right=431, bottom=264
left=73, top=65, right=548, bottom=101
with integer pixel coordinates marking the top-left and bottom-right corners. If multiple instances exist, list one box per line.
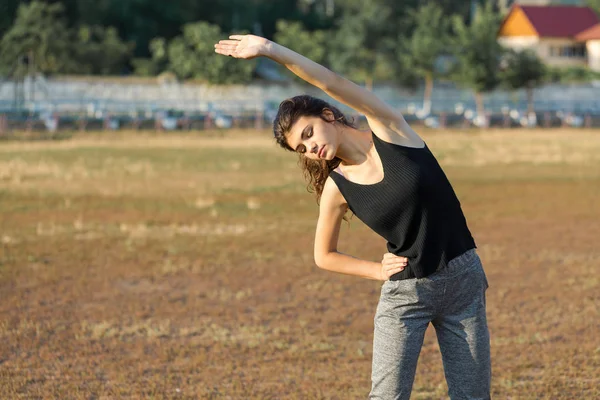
left=1, top=129, right=599, bottom=399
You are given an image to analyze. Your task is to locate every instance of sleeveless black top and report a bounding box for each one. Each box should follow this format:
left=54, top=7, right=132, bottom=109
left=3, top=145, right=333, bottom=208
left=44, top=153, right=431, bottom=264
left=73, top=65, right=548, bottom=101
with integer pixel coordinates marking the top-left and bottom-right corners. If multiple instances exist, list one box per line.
left=330, top=132, right=476, bottom=280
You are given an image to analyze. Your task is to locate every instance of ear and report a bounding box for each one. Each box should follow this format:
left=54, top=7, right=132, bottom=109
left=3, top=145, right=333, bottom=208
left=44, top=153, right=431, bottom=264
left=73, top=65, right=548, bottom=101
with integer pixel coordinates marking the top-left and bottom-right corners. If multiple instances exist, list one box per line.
left=321, top=108, right=335, bottom=123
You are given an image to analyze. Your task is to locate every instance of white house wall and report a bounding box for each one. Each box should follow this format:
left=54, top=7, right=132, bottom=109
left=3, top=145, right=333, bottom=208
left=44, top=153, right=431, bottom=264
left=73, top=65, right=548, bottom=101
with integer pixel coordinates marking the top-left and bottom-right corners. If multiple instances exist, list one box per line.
left=499, top=36, right=588, bottom=68
left=498, top=36, right=540, bottom=50
left=586, top=40, right=600, bottom=71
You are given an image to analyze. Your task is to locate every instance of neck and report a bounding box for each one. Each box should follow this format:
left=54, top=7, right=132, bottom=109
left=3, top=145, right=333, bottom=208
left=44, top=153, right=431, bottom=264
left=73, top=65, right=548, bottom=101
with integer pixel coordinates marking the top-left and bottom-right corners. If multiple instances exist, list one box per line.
left=335, top=125, right=373, bottom=166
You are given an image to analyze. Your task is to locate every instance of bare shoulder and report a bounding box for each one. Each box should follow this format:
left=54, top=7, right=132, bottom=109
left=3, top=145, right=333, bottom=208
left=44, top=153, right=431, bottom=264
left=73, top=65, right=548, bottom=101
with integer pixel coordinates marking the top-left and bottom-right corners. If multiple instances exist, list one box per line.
left=314, top=177, right=348, bottom=259
left=366, top=115, right=425, bottom=149
left=320, top=177, right=347, bottom=211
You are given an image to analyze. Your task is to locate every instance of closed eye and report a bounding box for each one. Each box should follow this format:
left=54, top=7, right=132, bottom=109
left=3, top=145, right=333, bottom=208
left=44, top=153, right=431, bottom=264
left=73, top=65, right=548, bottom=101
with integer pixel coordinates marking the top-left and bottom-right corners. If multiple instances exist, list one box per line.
left=295, top=126, right=312, bottom=153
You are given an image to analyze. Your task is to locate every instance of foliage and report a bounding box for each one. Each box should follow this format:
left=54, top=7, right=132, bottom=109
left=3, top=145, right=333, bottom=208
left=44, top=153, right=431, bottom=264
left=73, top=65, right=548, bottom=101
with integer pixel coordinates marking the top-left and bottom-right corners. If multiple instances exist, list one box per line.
left=398, top=3, right=451, bottom=80
left=0, top=1, right=134, bottom=77
left=132, top=38, right=170, bottom=77
left=500, top=49, right=546, bottom=90
left=544, top=65, right=600, bottom=83
left=72, top=0, right=202, bottom=58
left=0, top=1, right=72, bottom=76
left=449, top=1, right=505, bottom=94
left=395, top=2, right=452, bottom=98
left=325, top=0, right=410, bottom=87
left=273, top=20, right=328, bottom=83
left=0, top=0, right=20, bottom=37
left=585, top=0, right=600, bottom=17
left=1, top=0, right=596, bottom=87
left=500, top=48, right=546, bottom=114
left=274, top=20, right=327, bottom=66
left=70, top=25, right=135, bottom=75
left=165, top=22, right=256, bottom=83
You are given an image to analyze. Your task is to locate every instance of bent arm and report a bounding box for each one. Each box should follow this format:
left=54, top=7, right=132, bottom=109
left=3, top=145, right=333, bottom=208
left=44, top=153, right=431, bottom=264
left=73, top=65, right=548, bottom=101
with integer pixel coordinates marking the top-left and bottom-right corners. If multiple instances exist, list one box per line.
left=314, top=178, right=382, bottom=280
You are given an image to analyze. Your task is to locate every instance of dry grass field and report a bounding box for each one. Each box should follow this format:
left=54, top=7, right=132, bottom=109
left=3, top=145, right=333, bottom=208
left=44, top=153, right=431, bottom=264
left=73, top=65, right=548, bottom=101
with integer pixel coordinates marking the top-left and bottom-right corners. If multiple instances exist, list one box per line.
left=1, top=128, right=599, bottom=399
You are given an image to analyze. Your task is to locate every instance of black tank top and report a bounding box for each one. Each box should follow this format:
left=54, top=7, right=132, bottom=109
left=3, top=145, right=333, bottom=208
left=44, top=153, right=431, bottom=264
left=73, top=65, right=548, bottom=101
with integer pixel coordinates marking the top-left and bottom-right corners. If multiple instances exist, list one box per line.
left=329, top=132, right=476, bottom=280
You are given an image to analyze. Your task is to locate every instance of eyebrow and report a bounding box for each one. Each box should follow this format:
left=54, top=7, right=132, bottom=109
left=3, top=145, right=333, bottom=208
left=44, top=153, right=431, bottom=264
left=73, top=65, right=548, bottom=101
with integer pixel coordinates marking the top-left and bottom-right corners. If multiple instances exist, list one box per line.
left=295, top=125, right=311, bottom=151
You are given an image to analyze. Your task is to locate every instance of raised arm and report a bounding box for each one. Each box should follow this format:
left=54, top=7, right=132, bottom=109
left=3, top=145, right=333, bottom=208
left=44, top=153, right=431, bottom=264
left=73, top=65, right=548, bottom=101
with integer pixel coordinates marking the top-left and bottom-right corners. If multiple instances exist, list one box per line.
left=215, top=35, right=423, bottom=146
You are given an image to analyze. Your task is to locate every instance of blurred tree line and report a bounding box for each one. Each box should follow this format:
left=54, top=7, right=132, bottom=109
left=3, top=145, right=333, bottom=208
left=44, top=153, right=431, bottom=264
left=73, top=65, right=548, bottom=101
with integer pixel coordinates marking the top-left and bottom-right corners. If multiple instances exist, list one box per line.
left=0, top=0, right=598, bottom=114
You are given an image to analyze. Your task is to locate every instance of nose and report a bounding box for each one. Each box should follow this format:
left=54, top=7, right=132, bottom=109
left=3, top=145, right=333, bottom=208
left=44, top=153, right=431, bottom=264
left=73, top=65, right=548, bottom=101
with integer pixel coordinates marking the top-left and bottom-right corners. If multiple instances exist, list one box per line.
left=309, top=143, right=318, bottom=155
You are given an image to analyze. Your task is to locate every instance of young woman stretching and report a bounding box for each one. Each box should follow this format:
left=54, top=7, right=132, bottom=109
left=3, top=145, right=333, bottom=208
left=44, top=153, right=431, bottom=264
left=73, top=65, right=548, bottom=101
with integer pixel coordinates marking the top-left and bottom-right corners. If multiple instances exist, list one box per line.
left=215, top=35, right=491, bottom=400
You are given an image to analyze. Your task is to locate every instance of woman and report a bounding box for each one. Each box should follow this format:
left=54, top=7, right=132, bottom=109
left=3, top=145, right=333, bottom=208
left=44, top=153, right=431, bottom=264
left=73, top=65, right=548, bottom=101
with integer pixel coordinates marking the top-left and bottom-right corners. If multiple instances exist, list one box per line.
left=215, top=35, right=491, bottom=400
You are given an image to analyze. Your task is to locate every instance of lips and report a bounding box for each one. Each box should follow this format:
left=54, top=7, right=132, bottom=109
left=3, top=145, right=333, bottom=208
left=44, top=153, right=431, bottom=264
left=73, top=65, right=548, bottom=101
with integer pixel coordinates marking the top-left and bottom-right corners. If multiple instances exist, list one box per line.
left=318, top=145, right=326, bottom=158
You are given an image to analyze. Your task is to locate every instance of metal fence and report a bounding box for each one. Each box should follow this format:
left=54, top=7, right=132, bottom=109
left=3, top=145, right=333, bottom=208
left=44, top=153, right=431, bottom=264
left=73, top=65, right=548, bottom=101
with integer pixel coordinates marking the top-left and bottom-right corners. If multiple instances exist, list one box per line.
left=0, top=76, right=599, bottom=135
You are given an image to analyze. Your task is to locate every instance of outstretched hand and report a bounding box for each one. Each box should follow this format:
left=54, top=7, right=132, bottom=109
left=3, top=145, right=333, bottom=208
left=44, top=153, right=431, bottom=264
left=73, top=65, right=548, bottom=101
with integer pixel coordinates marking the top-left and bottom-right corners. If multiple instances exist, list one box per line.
left=214, top=35, right=270, bottom=60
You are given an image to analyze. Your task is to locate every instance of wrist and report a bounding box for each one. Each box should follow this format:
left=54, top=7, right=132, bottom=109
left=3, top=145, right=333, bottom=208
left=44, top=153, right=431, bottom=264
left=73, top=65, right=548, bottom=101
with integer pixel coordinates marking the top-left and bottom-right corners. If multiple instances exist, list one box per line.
left=373, top=262, right=384, bottom=281
left=262, top=39, right=275, bottom=58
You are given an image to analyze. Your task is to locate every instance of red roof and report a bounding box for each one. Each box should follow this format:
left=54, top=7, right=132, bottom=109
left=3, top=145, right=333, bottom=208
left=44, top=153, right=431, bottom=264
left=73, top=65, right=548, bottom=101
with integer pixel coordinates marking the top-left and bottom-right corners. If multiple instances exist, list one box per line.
left=575, top=23, right=600, bottom=41
left=520, top=5, right=598, bottom=38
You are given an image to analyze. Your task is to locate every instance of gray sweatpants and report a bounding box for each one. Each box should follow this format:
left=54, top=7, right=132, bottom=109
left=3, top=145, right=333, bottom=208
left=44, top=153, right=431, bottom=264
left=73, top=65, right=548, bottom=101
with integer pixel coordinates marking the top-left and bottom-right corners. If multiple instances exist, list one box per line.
left=369, top=249, right=491, bottom=400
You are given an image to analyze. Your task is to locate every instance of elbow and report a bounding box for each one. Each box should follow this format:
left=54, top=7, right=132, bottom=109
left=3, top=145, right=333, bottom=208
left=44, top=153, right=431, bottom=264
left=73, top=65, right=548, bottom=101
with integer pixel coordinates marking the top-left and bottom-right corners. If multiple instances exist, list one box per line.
left=314, top=251, right=333, bottom=269
left=314, top=253, right=326, bottom=269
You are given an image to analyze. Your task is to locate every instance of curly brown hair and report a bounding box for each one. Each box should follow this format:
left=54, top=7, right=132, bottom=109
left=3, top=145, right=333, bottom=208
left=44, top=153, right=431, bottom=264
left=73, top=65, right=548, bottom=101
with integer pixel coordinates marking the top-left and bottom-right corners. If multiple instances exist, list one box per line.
left=273, top=95, right=355, bottom=203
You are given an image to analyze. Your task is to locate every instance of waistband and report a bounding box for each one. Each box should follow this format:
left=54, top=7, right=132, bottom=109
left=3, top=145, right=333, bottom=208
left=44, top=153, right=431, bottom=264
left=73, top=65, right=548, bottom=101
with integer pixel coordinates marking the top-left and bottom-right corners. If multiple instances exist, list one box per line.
left=389, top=248, right=478, bottom=281
left=441, top=248, right=480, bottom=276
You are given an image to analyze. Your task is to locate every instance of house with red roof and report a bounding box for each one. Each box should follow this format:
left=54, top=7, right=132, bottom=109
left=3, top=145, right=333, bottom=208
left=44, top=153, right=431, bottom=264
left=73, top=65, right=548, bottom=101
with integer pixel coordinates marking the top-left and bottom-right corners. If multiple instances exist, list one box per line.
left=497, top=3, right=600, bottom=71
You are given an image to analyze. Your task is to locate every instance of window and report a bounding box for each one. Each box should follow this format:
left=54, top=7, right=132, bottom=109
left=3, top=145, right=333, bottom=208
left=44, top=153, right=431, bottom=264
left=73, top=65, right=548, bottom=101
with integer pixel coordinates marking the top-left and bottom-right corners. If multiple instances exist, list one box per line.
left=553, top=44, right=587, bottom=58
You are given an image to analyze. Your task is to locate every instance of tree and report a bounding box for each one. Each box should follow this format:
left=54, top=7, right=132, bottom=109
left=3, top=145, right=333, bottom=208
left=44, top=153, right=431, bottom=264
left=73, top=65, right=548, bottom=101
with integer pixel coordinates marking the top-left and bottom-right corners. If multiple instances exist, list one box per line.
left=326, top=3, right=394, bottom=90
left=166, top=22, right=256, bottom=84
left=585, top=0, right=600, bottom=17
left=449, top=1, right=505, bottom=124
left=132, top=38, right=170, bottom=76
left=69, top=0, right=331, bottom=59
left=500, top=49, right=545, bottom=115
left=70, top=25, right=134, bottom=75
left=398, top=3, right=451, bottom=115
left=0, top=1, right=71, bottom=76
left=72, top=0, right=198, bottom=58
left=0, top=0, right=20, bottom=38
left=273, top=20, right=327, bottom=82
left=274, top=20, right=327, bottom=66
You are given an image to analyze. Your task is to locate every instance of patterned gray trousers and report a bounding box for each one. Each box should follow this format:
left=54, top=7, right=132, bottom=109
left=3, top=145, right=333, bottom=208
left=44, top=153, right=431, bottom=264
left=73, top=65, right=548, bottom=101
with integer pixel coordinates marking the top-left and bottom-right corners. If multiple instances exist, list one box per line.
left=369, top=249, right=491, bottom=400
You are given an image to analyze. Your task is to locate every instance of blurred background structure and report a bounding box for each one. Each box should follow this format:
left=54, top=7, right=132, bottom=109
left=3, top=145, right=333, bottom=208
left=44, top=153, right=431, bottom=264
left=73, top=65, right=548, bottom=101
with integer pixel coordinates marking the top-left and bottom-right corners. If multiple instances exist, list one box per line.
left=1, top=0, right=600, bottom=132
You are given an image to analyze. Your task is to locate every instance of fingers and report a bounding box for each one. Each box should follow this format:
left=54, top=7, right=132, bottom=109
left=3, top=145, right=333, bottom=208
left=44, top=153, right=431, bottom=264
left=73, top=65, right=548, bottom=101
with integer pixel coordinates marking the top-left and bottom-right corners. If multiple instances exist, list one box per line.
left=214, top=48, right=233, bottom=57
left=380, top=253, right=408, bottom=280
left=386, top=267, right=405, bottom=276
left=382, top=253, right=408, bottom=263
left=384, top=263, right=407, bottom=271
left=214, top=36, right=245, bottom=57
left=214, top=43, right=238, bottom=57
left=218, top=40, right=240, bottom=46
left=383, top=252, right=407, bottom=260
left=215, top=44, right=237, bottom=51
left=381, top=265, right=405, bottom=280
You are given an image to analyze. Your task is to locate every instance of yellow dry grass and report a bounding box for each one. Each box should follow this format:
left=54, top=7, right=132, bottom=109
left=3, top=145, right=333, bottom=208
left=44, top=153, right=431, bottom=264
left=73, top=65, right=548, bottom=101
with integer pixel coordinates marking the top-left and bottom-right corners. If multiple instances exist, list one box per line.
left=0, top=128, right=599, bottom=399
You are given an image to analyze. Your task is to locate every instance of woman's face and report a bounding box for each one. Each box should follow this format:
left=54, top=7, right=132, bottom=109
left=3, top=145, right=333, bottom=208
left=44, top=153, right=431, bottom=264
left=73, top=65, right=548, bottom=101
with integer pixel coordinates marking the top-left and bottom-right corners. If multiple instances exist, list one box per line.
left=286, top=113, right=339, bottom=161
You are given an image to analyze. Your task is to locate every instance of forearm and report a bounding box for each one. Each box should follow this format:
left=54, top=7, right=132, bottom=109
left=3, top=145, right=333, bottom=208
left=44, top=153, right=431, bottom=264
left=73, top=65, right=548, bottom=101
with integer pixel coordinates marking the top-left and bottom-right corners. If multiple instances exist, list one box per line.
left=316, top=251, right=382, bottom=280
left=264, top=41, right=339, bottom=91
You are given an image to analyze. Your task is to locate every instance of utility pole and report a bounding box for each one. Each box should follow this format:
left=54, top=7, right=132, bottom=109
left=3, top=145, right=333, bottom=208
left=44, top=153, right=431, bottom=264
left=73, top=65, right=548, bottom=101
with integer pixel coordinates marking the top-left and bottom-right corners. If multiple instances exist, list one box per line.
left=13, top=55, right=26, bottom=112
left=28, top=50, right=35, bottom=104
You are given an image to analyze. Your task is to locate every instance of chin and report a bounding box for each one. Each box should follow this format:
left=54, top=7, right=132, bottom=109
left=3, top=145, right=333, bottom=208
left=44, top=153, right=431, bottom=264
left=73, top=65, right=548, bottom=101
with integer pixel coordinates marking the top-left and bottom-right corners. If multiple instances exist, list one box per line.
left=322, top=146, right=335, bottom=161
